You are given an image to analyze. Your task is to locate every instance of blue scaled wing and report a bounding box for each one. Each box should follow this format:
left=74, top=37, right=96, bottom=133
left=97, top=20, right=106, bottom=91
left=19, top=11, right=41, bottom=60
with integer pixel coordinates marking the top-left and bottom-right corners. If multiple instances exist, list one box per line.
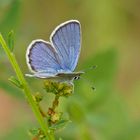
left=50, top=20, right=81, bottom=72
left=26, top=39, right=62, bottom=75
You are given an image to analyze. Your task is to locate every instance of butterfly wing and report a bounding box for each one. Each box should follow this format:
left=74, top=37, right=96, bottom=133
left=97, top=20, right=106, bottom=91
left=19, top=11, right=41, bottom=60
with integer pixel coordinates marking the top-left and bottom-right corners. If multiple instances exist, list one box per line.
left=26, top=39, right=63, bottom=76
left=50, top=20, right=81, bottom=72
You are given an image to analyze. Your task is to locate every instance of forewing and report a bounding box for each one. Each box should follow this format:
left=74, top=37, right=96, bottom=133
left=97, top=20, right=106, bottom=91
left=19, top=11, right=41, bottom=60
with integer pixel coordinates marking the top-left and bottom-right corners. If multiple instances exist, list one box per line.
left=50, top=20, right=81, bottom=72
left=26, top=39, right=62, bottom=74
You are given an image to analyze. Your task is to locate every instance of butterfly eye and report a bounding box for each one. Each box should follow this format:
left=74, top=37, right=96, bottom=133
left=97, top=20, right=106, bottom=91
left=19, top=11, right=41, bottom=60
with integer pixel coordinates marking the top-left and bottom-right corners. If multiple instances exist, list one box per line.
left=74, top=76, right=80, bottom=80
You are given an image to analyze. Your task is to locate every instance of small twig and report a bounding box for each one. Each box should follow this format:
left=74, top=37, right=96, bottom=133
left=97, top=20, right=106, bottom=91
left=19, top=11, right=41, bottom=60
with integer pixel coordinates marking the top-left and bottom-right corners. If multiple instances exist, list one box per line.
left=38, top=104, right=47, bottom=118
left=47, top=95, right=60, bottom=125
left=48, top=95, right=60, bottom=115
left=52, top=95, right=60, bottom=111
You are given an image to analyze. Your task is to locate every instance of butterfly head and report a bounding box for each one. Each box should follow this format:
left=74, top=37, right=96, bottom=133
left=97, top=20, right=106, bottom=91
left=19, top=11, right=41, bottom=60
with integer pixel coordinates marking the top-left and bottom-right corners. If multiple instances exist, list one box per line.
left=73, top=75, right=80, bottom=80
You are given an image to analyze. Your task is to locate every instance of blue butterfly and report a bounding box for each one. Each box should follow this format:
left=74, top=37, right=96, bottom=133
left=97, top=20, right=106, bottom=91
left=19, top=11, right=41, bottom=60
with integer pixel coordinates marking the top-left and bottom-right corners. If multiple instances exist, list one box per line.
left=26, top=20, right=84, bottom=82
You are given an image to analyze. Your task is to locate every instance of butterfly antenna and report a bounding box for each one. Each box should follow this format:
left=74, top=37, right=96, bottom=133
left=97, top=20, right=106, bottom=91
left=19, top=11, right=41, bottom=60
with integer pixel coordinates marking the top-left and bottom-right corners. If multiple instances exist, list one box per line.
left=80, top=76, right=96, bottom=91
left=82, top=65, right=97, bottom=73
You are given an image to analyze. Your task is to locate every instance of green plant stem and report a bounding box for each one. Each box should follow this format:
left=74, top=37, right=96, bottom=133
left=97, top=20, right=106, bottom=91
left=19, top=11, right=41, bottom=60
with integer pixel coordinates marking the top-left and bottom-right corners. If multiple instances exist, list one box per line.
left=0, top=34, right=55, bottom=140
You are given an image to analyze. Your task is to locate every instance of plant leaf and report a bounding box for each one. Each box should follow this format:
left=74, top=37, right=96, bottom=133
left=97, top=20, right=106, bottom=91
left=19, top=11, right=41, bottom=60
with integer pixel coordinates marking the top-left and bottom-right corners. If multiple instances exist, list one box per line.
left=8, top=30, right=14, bottom=51
left=50, top=120, right=71, bottom=130
left=29, top=128, right=39, bottom=136
left=9, top=76, right=23, bottom=89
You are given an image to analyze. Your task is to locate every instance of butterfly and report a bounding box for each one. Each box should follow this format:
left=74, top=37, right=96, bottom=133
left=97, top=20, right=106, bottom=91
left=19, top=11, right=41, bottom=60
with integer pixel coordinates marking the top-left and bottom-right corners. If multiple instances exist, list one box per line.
left=26, top=20, right=84, bottom=82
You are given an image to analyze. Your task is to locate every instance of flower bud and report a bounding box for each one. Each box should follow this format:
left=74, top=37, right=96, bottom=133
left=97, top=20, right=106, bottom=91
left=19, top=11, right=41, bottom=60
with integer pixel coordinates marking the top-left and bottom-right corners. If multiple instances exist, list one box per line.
left=44, top=80, right=74, bottom=97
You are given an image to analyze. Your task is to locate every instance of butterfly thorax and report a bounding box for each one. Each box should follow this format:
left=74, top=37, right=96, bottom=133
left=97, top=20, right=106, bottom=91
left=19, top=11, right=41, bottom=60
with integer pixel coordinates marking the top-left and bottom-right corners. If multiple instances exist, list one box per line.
left=45, top=71, right=84, bottom=82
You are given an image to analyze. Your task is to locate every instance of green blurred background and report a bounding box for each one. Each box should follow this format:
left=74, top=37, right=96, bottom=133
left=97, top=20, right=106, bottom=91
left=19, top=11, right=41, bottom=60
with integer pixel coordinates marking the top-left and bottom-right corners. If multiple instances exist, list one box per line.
left=0, top=0, right=140, bottom=140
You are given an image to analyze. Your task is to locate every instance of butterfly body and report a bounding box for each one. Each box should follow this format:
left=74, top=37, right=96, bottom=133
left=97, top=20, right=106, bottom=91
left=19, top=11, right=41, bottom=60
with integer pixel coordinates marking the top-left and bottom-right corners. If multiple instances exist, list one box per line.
left=26, top=71, right=84, bottom=82
left=26, top=20, right=82, bottom=83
